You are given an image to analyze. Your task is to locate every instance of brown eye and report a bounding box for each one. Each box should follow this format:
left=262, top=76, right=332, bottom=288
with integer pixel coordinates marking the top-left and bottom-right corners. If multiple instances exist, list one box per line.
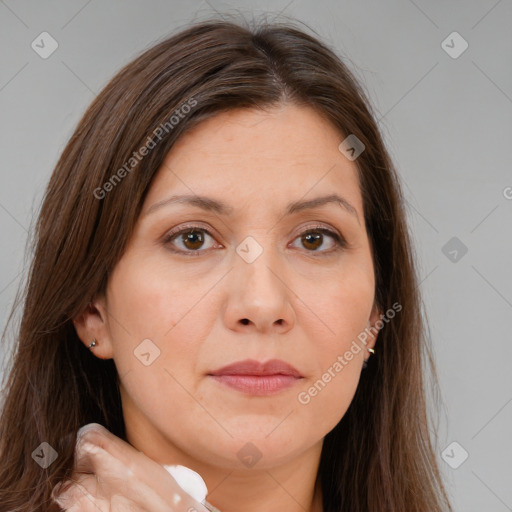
left=179, top=230, right=206, bottom=250
left=164, top=227, right=217, bottom=254
left=291, top=228, right=346, bottom=253
left=164, top=225, right=345, bottom=256
left=301, top=232, right=323, bottom=250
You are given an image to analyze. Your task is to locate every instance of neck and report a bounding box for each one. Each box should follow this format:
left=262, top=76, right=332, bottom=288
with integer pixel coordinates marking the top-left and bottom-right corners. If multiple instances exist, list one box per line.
left=196, top=453, right=324, bottom=512
left=124, top=416, right=324, bottom=512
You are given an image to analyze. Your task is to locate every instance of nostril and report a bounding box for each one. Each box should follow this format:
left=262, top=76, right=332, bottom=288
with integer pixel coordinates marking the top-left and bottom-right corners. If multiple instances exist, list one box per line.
left=241, top=318, right=249, bottom=325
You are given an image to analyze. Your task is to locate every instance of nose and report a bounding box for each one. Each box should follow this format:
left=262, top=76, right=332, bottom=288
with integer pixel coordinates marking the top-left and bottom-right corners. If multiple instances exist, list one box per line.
left=223, top=245, right=295, bottom=335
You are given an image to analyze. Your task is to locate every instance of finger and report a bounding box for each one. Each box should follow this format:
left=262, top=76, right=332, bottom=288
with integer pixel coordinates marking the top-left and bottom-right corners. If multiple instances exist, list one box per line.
left=77, top=423, right=207, bottom=512
left=55, top=471, right=174, bottom=512
left=75, top=423, right=158, bottom=477
left=73, top=437, right=209, bottom=511
left=75, top=441, right=162, bottom=505
left=52, top=478, right=105, bottom=512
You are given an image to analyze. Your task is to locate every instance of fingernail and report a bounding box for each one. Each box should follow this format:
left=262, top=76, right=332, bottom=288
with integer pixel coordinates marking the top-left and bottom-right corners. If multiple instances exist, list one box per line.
left=76, top=423, right=101, bottom=443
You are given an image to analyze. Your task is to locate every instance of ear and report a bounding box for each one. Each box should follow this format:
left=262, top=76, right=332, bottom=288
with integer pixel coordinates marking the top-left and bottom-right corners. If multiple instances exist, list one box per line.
left=73, top=295, right=115, bottom=360
left=366, top=302, right=382, bottom=353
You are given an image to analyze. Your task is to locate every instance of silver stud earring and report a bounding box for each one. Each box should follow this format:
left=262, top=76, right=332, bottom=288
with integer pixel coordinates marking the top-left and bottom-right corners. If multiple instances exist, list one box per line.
left=88, top=338, right=97, bottom=349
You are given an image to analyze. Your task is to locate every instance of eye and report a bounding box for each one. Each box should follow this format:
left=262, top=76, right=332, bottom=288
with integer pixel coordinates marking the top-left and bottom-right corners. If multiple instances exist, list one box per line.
left=163, top=225, right=218, bottom=255
left=290, top=226, right=346, bottom=254
left=163, top=224, right=346, bottom=256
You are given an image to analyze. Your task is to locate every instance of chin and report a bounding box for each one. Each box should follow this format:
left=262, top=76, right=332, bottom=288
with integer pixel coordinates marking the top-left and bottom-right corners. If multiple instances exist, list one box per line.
left=191, top=427, right=310, bottom=470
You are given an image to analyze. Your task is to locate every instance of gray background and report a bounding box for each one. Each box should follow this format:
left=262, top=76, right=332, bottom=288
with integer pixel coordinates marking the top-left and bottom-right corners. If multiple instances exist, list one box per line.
left=1, top=1, right=511, bottom=510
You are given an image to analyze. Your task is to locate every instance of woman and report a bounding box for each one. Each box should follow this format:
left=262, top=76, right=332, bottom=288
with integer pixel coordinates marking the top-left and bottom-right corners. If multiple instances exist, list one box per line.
left=0, top=17, right=453, bottom=511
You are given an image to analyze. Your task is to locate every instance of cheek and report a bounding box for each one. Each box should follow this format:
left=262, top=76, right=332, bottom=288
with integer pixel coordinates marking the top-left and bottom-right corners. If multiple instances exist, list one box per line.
left=107, top=254, right=217, bottom=344
left=104, top=257, right=219, bottom=438
left=292, top=257, right=374, bottom=431
left=294, top=305, right=368, bottom=437
left=296, top=359, right=362, bottom=437
left=104, top=256, right=218, bottom=395
left=299, top=252, right=375, bottom=349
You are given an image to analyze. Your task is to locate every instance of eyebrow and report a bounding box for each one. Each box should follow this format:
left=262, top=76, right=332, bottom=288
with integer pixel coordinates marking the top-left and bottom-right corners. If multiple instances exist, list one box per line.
left=143, top=193, right=360, bottom=222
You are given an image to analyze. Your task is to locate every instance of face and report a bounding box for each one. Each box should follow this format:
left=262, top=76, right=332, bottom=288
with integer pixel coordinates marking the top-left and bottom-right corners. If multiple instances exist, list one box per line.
left=76, top=103, right=380, bottom=471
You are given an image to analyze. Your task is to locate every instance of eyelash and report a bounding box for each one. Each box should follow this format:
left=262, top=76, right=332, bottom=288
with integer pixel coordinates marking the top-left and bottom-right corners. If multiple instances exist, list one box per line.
left=162, top=223, right=347, bottom=257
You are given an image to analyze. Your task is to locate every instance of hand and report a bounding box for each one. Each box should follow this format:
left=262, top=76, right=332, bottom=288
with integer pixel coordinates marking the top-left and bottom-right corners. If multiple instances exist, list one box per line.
left=52, top=422, right=211, bottom=512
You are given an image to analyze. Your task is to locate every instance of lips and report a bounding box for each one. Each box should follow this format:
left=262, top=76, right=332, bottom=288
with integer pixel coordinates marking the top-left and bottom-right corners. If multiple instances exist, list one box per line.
left=208, top=359, right=303, bottom=396
left=208, top=358, right=302, bottom=378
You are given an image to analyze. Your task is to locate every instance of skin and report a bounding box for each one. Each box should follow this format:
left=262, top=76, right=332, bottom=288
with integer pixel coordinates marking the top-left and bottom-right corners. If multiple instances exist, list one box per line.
left=52, top=423, right=211, bottom=511
left=72, top=103, right=380, bottom=512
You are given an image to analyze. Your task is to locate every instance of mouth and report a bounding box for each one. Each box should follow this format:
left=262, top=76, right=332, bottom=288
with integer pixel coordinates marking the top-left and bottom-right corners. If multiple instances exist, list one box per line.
left=207, top=359, right=303, bottom=396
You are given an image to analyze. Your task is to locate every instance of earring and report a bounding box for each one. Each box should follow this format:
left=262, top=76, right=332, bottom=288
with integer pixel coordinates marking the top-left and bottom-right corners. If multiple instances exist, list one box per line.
left=362, top=347, right=375, bottom=369
left=88, top=338, right=97, bottom=349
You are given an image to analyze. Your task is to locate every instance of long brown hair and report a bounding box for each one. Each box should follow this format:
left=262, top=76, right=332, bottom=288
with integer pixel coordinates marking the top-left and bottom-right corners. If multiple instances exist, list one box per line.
left=0, top=16, right=452, bottom=511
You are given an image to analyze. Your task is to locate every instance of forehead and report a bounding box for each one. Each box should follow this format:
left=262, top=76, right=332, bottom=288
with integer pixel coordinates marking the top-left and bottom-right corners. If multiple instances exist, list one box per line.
left=143, top=104, right=364, bottom=218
